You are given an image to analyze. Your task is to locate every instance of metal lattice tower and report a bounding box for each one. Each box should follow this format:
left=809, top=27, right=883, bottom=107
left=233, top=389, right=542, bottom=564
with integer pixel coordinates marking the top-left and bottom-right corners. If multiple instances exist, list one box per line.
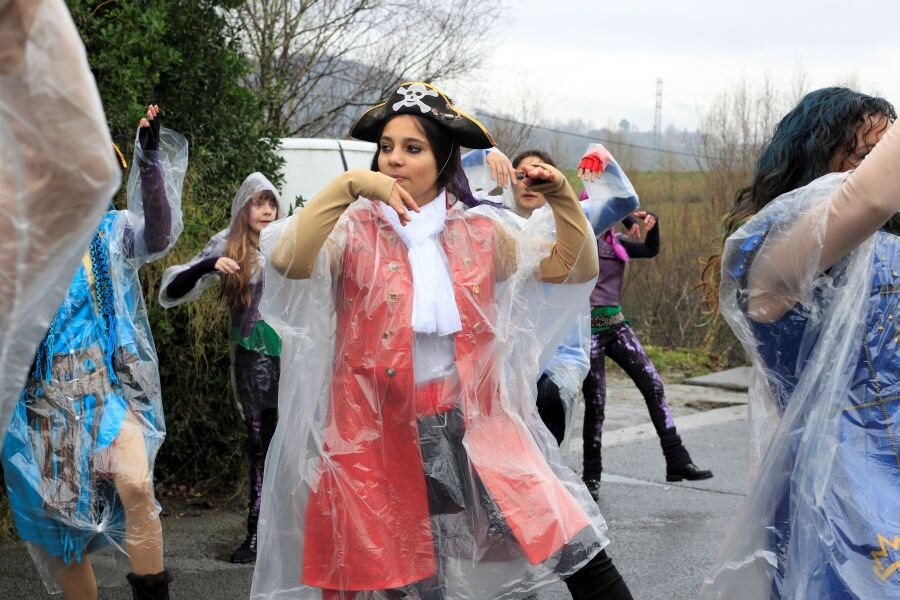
left=653, top=77, right=663, bottom=149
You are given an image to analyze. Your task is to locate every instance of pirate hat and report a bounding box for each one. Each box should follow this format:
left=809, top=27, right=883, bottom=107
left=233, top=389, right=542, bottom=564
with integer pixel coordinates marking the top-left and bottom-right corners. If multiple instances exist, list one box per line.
left=350, top=82, right=495, bottom=149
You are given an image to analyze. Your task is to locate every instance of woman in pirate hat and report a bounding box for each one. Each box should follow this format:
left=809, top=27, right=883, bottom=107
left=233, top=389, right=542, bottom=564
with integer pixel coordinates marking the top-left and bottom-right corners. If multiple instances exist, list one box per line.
left=251, top=82, right=633, bottom=599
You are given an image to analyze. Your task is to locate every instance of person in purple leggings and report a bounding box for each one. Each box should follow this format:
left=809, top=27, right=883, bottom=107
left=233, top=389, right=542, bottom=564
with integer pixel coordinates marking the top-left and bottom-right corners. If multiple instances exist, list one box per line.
left=581, top=209, right=712, bottom=499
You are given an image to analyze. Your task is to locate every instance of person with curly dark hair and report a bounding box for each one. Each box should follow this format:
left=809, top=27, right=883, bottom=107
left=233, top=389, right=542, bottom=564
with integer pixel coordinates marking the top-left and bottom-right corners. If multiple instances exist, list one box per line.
left=702, top=87, right=898, bottom=312
left=700, top=87, right=900, bottom=599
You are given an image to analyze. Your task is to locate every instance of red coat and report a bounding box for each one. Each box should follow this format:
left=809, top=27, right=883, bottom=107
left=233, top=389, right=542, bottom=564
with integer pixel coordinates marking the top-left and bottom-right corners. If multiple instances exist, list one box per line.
left=301, top=204, right=591, bottom=592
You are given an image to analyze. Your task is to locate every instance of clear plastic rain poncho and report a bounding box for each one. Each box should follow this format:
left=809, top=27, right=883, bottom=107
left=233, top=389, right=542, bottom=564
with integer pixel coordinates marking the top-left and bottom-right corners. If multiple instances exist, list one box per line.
left=1, top=122, right=187, bottom=592
left=462, top=144, right=639, bottom=454
left=250, top=155, right=628, bottom=598
left=159, top=172, right=285, bottom=340
left=0, top=0, right=121, bottom=442
left=700, top=170, right=900, bottom=598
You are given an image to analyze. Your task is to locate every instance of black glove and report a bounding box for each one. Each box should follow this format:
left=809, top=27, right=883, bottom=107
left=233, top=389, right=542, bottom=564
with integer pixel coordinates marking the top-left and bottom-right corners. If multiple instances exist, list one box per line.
left=138, top=110, right=161, bottom=152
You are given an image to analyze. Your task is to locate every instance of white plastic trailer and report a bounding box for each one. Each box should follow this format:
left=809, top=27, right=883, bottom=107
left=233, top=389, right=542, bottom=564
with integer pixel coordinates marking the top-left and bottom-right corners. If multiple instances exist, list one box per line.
left=277, top=138, right=377, bottom=210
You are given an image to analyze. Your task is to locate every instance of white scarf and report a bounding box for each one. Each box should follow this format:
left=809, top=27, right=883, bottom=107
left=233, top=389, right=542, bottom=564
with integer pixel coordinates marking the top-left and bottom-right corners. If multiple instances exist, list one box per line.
left=378, top=191, right=462, bottom=335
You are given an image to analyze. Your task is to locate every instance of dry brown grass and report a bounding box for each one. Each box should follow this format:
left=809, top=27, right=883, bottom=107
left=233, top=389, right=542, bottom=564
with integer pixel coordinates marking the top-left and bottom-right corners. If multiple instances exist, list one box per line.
left=565, top=168, right=747, bottom=366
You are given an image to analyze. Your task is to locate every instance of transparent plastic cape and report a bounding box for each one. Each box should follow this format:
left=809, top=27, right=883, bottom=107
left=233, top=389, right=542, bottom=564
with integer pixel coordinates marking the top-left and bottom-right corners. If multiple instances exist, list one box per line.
left=0, top=0, right=121, bottom=443
left=124, top=127, right=187, bottom=261
left=701, top=172, right=900, bottom=599
left=579, top=144, right=636, bottom=211
left=1, top=128, right=187, bottom=593
left=462, top=146, right=634, bottom=457
left=544, top=312, right=591, bottom=455
left=158, top=172, right=283, bottom=309
left=579, top=143, right=640, bottom=238
left=252, top=185, right=611, bottom=599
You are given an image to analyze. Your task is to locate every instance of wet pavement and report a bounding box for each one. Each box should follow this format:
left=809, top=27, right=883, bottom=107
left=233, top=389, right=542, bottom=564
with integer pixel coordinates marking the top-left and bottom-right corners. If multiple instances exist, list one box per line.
left=0, top=374, right=749, bottom=599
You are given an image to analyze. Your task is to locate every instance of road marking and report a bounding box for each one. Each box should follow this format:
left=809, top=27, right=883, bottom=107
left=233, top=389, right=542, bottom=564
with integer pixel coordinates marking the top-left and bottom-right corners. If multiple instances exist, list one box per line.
left=599, top=472, right=746, bottom=496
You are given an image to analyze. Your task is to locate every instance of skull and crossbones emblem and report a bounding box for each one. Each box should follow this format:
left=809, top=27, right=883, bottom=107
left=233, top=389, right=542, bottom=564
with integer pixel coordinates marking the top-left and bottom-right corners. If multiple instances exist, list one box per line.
left=392, top=83, right=439, bottom=114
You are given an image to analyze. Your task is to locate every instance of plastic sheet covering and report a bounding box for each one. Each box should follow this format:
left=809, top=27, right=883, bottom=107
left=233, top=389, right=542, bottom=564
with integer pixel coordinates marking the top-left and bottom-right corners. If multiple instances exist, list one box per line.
left=251, top=163, right=623, bottom=599
left=544, top=312, right=591, bottom=454
left=579, top=144, right=636, bottom=209
left=1, top=123, right=187, bottom=592
left=700, top=172, right=900, bottom=599
left=159, top=172, right=283, bottom=422
left=461, top=148, right=513, bottom=209
left=158, top=172, right=285, bottom=309
left=0, top=0, right=120, bottom=443
left=579, top=143, right=640, bottom=237
left=462, top=146, right=635, bottom=455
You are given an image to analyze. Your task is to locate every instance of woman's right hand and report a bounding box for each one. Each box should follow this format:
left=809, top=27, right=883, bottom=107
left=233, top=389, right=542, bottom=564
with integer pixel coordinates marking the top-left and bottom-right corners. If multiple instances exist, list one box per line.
left=577, top=145, right=615, bottom=182
left=349, top=170, right=420, bottom=226
left=486, top=149, right=516, bottom=188
left=215, top=257, right=240, bottom=275
left=138, top=104, right=161, bottom=152
left=383, top=183, right=419, bottom=225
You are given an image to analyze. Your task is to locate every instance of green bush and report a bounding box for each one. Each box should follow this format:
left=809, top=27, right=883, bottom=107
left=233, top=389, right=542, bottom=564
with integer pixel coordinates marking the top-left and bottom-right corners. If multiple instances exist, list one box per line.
left=67, top=0, right=284, bottom=492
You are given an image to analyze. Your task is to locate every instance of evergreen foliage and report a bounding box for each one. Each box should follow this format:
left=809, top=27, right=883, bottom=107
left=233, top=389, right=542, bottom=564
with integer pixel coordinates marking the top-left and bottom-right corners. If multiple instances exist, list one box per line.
left=67, top=0, right=284, bottom=491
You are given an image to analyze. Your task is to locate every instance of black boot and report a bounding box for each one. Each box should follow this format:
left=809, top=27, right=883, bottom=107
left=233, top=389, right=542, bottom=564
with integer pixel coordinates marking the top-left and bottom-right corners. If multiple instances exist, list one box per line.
left=229, top=514, right=258, bottom=564
left=666, top=462, right=713, bottom=482
left=583, top=479, right=601, bottom=501
left=126, top=570, right=172, bottom=600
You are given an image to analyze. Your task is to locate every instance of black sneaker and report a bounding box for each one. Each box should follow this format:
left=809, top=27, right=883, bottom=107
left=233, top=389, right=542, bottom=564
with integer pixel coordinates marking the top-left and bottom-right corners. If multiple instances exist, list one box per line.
left=666, top=463, right=713, bottom=482
left=583, top=479, right=601, bottom=501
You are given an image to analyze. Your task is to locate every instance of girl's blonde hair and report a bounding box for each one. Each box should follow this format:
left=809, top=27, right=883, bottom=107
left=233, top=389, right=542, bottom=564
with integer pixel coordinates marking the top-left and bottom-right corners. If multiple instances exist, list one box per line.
left=219, top=189, right=278, bottom=308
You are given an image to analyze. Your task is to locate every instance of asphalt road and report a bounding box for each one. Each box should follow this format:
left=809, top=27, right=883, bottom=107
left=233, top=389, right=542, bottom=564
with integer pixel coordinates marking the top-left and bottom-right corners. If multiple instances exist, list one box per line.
left=0, top=377, right=749, bottom=599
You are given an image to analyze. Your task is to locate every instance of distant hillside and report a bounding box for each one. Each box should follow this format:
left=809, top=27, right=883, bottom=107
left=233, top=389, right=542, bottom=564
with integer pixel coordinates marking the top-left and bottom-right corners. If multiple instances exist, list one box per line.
left=476, top=113, right=707, bottom=172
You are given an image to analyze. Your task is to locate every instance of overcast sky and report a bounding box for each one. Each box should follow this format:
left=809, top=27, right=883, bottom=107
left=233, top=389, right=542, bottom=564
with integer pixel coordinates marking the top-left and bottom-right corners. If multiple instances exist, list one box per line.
left=446, top=0, right=900, bottom=132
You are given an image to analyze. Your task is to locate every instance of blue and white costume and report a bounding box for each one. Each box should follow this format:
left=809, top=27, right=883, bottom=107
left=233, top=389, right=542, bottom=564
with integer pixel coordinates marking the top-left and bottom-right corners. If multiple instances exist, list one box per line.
left=702, top=171, right=900, bottom=599
left=1, top=129, right=187, bottom=589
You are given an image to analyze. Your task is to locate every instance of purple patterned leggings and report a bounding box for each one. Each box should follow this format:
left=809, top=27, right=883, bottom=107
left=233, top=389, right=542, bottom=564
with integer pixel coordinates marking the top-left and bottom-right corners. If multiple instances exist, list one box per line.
left=233, top=346, right=280, bottom=518
left=581, top=323, right=690, bottom=480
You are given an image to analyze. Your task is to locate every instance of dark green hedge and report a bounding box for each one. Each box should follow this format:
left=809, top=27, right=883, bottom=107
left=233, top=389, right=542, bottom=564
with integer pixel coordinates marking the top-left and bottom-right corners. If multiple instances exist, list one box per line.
left=68, top=0, right=284, bottom=492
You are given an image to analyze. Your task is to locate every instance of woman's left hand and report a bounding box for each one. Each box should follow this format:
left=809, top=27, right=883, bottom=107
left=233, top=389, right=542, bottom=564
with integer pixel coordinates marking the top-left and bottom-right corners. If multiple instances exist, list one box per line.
left=485, top=150, right=516, bottom=188
left=633, top=210, right=657, bottom=231
left=626, top=222, right=641, bottom=239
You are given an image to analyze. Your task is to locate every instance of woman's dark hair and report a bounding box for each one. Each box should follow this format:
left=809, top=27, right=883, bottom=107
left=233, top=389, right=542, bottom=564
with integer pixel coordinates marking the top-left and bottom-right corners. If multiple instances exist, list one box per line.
left=737, top=87, right=894, bottom=213
left=702, top=87, right=896, bottom=311
left=370, top=113, right=488, bottom=207
left=512, top=149, right=557, bottom=169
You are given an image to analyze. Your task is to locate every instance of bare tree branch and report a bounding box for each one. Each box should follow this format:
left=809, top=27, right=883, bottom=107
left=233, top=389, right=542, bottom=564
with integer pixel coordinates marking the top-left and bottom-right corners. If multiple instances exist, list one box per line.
left=230, top=0, right=503, bottom=137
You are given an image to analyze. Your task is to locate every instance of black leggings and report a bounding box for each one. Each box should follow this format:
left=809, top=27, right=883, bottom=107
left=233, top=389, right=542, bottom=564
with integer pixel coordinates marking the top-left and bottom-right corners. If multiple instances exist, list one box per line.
left=233, top=345, right=280, bottom=518
left=582, top=323, right=690, bottom=480
left=564, top=549, right=634, bottom=600
left=536, top=374, right=567, bottom=445
left=378, top=548, right=633, bottom=600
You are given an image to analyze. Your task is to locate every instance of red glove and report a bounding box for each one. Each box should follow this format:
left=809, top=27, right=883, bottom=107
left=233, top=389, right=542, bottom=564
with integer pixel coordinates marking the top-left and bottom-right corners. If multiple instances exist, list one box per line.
left=578, top=147, right=614, bottom=174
